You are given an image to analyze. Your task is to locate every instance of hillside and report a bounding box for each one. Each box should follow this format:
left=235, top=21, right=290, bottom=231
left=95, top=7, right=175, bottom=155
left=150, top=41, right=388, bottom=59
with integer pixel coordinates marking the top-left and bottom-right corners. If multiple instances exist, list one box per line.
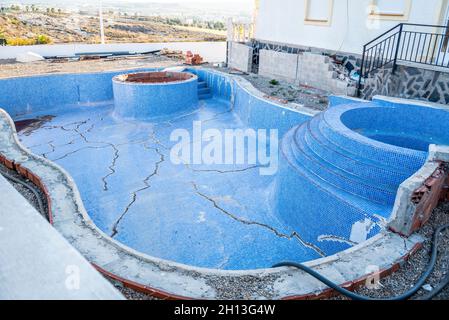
left=0, top=11, right=226, bottom=45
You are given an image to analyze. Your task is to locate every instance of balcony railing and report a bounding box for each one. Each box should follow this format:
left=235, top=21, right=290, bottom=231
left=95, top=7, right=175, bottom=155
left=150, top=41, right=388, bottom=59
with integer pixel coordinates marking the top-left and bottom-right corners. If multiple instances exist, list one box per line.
left=358, top=23, right=449, bottom=96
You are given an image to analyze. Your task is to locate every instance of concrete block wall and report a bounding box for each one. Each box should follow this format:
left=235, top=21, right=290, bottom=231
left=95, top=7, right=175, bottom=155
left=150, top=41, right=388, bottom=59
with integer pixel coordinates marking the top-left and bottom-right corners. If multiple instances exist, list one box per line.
left=228, top=42, right=253, bottom=73
left=258, top=49, right=299, bottom=82
left=256, top=49, right=356, bottom=96
left=297, top=53, right=355, bottom=96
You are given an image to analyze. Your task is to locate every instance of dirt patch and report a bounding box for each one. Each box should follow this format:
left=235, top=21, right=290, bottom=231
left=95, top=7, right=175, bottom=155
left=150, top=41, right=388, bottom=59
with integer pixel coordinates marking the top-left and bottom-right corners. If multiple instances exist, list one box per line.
left=209, top=66, right=330, bottom=111
left=14, top=115, right=54, bottom=135
left=0, top=54, right=180, bottom=79
left=116, top=71, right=194, bottom=84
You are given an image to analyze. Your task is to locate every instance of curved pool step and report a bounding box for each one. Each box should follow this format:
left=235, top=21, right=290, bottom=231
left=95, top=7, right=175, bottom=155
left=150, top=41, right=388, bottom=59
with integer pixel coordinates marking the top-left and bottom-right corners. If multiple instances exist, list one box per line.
left=304, top=114, right=413, bottom=188
left=282, top=128, right=390, bottom=216
left=291, top=123, right=397, bottom=205
left=279, top=127, right=388, bottom=255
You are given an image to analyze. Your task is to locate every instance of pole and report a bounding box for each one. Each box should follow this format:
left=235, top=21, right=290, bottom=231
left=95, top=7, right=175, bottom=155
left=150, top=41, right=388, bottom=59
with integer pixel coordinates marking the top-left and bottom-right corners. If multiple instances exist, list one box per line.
left=99, top=0, right=105, bottom=44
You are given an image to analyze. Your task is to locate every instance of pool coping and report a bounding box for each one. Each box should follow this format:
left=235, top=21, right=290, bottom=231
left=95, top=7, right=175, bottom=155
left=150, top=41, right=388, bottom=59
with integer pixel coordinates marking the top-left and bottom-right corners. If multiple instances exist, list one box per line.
left=112, top=71, right=198, bottom=87
left=0, top=68, right=439, bottom=300
left=324, top=104, right=428, bottom=162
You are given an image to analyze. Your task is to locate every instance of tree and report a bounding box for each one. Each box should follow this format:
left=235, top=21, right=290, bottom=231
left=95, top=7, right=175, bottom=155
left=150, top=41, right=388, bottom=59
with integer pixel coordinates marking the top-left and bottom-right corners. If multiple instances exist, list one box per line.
left=36, top=34, right=52, bottom=44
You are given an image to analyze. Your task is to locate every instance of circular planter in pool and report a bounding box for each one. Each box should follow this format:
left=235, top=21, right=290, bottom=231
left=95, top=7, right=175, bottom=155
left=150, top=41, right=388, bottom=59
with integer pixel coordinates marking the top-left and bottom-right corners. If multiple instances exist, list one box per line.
left=112, top=71, right=198, bottom=120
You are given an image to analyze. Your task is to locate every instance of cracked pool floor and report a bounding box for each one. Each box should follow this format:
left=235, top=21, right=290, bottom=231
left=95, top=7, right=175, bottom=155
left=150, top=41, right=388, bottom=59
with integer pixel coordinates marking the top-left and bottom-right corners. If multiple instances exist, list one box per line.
left=17, top=98, right=324, bottom=270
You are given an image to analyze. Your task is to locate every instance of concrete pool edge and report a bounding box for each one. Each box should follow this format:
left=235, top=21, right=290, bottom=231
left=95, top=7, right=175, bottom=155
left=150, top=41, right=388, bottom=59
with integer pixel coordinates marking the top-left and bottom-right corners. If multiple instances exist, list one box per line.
left=0, top=75, right=441, bottom=299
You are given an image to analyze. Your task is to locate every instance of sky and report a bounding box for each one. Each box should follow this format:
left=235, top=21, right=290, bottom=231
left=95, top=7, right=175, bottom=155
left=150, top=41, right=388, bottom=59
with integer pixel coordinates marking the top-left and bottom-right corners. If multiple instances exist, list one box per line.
left=4, top=0, right=254, bottom=15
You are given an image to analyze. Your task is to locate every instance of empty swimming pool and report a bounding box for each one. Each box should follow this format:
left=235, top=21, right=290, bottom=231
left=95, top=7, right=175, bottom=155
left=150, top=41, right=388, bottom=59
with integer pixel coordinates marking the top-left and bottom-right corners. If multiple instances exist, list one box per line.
left=1, top=68, right=448, bottom=273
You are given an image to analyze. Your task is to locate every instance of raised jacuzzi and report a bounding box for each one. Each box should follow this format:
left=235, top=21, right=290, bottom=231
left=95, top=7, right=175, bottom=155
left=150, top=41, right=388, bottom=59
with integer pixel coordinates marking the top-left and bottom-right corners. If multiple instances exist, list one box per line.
left=113, top=71, right=198, bottom=120
left=0, top=68, right=447, bottom=299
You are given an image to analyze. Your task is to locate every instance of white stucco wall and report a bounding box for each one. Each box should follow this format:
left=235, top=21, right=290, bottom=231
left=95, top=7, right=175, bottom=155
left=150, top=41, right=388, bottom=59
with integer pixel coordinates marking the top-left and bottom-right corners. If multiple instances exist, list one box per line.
left=255, top=0, right=448, bottom=54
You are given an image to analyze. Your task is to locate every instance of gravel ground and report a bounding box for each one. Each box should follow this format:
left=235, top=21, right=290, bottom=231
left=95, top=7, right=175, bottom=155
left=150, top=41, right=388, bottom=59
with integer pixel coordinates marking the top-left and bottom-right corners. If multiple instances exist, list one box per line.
left=335, top=202, right=449, bottom=300
left=208, top=66, right=331, bottom=111
left=240, top=73, right=330, bottom=111
left=0, top=54, right=180, bottom=79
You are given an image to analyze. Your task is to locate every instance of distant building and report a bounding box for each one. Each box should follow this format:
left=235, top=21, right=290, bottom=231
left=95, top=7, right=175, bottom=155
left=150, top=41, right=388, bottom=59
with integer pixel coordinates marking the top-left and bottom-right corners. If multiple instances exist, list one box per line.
left=227, top=0, right=449, bottom=104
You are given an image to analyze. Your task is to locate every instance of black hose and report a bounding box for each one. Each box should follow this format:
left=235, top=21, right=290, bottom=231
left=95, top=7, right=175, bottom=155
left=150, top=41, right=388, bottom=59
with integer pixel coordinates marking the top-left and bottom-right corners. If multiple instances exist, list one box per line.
left=0, top=170, right=46, bottom=217
left=273, top=223, right=449, bottom=300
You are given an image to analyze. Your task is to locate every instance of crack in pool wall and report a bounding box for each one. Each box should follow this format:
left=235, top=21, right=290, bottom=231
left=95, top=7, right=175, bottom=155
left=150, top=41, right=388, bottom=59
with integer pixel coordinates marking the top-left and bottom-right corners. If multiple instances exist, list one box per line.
left=187, top=165, right=261, bottom=174
left=191, top=182, right=326, bottom=257
left=51, top=145, right=110, bottom=162
left=318, top=235, right=358, bottom=246
left=111, top=147, right=165, bottom=238
left=42, top=142, right=56, bottom=159
left=32, top=117, right=126, bottom=192
left=101, top=144, right=120, bottom=191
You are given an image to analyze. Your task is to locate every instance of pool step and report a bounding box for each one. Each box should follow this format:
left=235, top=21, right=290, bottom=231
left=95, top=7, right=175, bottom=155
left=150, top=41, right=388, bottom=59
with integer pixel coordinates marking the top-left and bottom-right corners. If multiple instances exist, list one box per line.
left=284, top=104, right=429, bottom=206
left=198, top=81, right=212, bottom=100
left=304, top=114, right=411, bottom=188
left=279, top=126, right=388, bottom=255
left=282, top=126, right=390, bottom=216
left=280, top=101, right=428, bottom=214
left=291, top=123, right=397, bottom=205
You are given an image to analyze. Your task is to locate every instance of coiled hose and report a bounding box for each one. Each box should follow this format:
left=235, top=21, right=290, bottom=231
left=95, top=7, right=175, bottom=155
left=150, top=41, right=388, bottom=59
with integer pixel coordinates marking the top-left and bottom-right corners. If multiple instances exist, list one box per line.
left=273, top=223, right=449, bottom=300
left=0, top=170, right=46, bottom=217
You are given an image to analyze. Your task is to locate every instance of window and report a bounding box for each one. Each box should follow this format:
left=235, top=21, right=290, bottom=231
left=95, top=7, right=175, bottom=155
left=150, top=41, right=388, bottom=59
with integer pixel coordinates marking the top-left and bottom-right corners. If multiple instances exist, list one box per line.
left=369, top=0, right=411, bottom=21
left=304, top=0, right=334, bottom=26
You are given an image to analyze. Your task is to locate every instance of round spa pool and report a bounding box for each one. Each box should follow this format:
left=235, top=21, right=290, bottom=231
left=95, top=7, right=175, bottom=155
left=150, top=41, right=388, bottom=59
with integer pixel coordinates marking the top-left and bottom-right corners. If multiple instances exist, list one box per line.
left=340, top=104, right=449, bottom=152
left=112, top=71, right=198, bottom=120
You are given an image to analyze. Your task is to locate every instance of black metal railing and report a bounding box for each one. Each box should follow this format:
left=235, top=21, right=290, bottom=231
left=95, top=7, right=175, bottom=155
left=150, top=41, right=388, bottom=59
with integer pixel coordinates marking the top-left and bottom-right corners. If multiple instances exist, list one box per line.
left=357, top=23, right=449, bottom=96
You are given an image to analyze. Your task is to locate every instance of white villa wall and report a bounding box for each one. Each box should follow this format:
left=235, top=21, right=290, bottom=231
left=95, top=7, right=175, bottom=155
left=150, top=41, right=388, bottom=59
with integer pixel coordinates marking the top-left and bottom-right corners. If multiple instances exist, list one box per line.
left=255, top=0, right=447, bottom=54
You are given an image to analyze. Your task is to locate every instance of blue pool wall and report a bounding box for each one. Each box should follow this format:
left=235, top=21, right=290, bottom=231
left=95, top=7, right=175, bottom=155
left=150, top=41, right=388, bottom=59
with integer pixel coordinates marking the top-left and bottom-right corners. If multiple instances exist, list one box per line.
left=189, top=68, right=313, bottom=136
left=0, top=68, right=156, bottom=117
left=328, top=95, right=368, bottom=108
left=0, top=68, right=313, bottom=136
left=112, top=73, right=199, bottom=120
